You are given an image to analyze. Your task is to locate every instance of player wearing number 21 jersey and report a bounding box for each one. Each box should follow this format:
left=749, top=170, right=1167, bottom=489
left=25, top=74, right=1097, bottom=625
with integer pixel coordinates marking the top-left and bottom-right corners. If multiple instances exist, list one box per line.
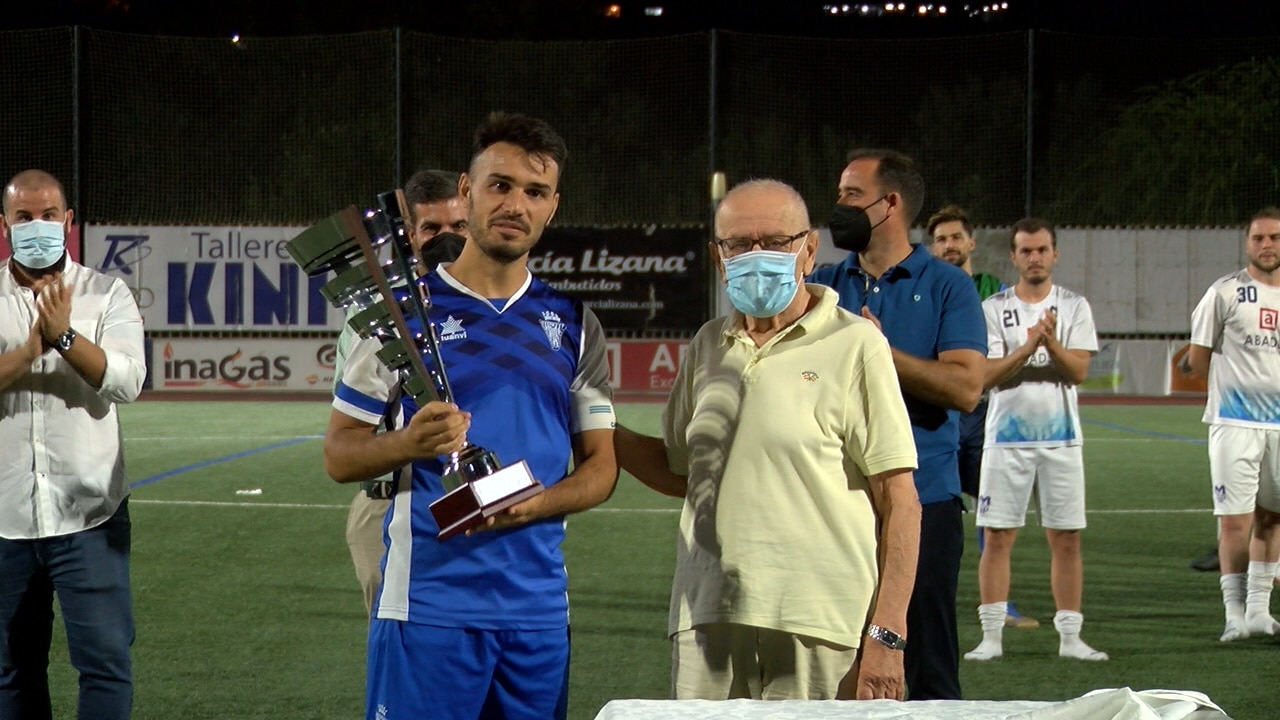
left=982, top=284, right=1097, bottom=448
left=965, top=218, right=1105, bottom=664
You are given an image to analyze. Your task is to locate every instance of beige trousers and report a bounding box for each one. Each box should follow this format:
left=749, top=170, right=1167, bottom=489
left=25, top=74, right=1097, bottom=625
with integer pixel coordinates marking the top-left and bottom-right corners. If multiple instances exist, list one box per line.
left=345, top=490, right=391, bottom=615
left=672, top=624, right=857, bottom=700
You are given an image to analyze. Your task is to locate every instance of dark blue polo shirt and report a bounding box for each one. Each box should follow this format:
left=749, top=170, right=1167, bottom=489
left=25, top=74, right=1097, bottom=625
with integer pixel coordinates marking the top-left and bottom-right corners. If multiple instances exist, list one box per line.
left=808, top=243, right=986, bottom=505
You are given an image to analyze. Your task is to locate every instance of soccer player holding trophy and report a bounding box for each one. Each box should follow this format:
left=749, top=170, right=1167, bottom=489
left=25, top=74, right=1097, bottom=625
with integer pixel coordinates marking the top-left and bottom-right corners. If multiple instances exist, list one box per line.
left=289, top=113, right=617, bottom=720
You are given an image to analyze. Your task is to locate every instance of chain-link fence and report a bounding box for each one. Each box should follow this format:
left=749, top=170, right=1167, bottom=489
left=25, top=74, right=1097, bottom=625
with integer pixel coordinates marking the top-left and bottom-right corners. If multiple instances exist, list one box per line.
left=3, top=26, right=1277, bottom=229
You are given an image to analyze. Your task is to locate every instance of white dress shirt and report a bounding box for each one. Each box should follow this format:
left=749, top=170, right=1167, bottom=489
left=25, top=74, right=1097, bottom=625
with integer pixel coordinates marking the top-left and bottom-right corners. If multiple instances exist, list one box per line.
left=0, top=259, right=146, bottom=539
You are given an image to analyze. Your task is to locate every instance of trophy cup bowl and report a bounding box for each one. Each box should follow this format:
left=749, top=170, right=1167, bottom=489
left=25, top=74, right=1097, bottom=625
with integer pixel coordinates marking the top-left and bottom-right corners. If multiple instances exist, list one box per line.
left=287, top=203, right=543, bottom=540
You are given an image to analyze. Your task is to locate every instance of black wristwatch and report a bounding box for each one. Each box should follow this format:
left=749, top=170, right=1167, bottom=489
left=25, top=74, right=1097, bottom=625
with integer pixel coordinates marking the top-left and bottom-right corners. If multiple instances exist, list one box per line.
left=865, top=623, right=907, bottom=651
left=54, top=328, right=77, bottom=353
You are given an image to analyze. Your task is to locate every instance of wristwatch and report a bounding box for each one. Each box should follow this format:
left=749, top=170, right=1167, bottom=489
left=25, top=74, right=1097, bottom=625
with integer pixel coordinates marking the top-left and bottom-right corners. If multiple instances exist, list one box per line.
left=54, top=328, right=77, bottom=353
left=865, top=623, right=907, bottom=651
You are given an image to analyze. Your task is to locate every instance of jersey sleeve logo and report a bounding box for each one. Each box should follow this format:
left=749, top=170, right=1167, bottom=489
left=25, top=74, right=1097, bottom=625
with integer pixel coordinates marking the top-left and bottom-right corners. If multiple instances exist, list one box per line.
left=438, top=315, right=467, bottom=342
left=540, top=310, right=566, bottom=350
left=1261, top=307, right=1278, bottom=332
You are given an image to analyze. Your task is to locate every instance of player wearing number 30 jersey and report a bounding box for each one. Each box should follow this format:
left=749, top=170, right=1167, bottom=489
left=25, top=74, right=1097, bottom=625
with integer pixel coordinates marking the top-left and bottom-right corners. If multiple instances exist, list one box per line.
left=1188, top=207, right=1280, bottom=644
left=1192, top=268, right=1280, bottom=429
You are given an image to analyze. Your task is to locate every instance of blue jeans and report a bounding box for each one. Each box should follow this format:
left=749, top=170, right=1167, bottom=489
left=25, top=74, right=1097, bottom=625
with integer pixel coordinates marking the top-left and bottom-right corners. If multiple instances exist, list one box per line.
left=0, top=499, right=134, bottom=720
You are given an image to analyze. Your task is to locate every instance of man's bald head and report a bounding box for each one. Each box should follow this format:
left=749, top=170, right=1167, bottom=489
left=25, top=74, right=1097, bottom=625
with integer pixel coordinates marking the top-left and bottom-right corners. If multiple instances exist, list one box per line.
left=4, top=170, right=67, bottom=215
left=715, top=179, right=811, bottom=236
left=713, top=178, right=817, bottom=280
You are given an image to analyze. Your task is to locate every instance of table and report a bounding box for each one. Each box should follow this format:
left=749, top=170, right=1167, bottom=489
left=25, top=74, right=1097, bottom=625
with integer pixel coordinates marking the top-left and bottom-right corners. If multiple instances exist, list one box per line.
left=593, top=688, right=1231, bottom=720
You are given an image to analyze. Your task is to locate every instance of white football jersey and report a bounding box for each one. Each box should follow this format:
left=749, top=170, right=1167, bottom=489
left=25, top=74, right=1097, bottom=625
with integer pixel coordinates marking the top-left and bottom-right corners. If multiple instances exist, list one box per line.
left=983, top=284, right=1098, bottom=447
left=1191, top=269, right=1280, bottom=428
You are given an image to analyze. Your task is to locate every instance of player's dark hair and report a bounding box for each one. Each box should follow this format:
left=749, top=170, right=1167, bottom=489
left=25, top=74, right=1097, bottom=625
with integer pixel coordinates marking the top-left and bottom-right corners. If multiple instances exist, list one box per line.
left=471, top=112, right=568, bottom=186
left=926, top=204, right=973, bottom=237
left=1010, top=217, right=1057, bottom=249
left=1249, top=207, right=1280, bottom=227
left=844, top=148, right=926, bottom=225
left=404, top=169, right=460, bottom=207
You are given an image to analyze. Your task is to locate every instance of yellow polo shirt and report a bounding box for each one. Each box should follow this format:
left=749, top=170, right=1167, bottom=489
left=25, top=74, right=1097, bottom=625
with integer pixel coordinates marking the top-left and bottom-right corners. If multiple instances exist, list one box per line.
left=663, top=284, right=917, bottom=648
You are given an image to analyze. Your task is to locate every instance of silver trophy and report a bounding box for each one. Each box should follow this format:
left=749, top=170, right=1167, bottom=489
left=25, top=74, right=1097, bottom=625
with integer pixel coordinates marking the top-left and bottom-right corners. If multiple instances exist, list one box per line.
left=286, top=191, right=542, bottom=539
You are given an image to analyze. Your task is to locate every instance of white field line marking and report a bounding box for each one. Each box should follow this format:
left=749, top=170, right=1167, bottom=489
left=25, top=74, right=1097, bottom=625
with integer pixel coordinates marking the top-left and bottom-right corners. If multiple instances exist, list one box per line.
left=1086, top=437, right=1199, bottom=442
left=131, top=499, right=348, bottom=510
left=128, top=499, right=1209, bottom=515
left=127, top=435, right=323, bottom=441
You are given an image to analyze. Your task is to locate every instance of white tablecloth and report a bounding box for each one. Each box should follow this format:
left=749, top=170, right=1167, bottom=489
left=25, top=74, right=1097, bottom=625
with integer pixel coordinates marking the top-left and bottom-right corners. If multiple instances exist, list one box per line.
left=593, top=688, right=1231, bottom=720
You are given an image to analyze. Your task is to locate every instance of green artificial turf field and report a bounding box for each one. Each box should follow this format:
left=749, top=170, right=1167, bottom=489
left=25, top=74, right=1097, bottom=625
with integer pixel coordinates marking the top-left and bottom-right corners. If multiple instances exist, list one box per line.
left=35, top=400, right=1263, bottom=719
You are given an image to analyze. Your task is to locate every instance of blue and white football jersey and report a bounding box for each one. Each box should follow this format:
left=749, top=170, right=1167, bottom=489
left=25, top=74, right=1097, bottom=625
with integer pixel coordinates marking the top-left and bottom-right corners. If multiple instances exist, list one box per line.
left=982, top=284, right=1097, bottom=447
left=333, top=265, right=616, bottom=628
left=1192, top=269, right=1280, bottom=428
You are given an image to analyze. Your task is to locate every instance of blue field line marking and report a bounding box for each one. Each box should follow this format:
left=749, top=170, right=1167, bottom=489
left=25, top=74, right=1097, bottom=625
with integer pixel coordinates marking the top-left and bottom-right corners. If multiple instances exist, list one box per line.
left=1082, top=418, right=1205, bottom=445
left=129, top=435, right=323, bottom=489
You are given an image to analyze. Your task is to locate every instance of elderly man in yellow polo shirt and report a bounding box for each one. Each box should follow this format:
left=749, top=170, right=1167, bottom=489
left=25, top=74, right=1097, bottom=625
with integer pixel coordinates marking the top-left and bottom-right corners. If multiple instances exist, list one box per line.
left=615, top=178, right=921, bottom=702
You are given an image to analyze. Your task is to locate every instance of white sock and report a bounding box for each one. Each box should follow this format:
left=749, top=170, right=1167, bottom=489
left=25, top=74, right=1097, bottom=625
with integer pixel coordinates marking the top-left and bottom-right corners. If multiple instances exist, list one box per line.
left=964, top=602, right=1006, bottom=660
left=1054, top=610, right=1108, bottom=661
left=1245, top=562, right=1280, bottom=635
left=1221, top=573, right=1246, bottom=617
left=1220, top=572, right=1249, bottom=642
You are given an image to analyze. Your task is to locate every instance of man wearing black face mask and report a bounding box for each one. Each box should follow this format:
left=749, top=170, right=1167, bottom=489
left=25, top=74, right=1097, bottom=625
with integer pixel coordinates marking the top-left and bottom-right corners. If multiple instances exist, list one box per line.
left=336, top=168, right=470, bottom=616
left=808, top=149, right=986, bottom=701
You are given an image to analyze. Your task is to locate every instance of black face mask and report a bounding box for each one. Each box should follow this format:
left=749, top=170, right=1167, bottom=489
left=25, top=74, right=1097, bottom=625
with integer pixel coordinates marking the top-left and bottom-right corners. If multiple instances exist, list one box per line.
left=828, top=196, right=888, bottom=253
left=418, top=232, right=467, bottom=271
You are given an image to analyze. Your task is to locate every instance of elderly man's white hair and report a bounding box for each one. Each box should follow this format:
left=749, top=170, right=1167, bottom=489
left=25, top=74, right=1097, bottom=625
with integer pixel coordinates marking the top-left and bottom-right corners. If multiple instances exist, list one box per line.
left=718, top=178, right=811, bottom=230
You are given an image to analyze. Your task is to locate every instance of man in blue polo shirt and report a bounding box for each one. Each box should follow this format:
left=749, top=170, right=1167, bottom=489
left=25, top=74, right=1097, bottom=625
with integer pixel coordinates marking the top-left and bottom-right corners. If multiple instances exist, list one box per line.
left=808, top=148, right=985, bottom=701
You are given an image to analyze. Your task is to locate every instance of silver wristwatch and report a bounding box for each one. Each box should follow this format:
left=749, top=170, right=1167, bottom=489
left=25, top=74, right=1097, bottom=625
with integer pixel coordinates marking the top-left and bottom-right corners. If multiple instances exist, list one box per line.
left=865, top=623, right=907, bottom=651
left=54, top=328, right=77, bottom=353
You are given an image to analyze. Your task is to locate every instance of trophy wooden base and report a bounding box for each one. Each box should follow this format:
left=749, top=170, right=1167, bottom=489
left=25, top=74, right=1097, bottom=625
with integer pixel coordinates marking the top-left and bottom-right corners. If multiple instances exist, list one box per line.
left=429, top=460, right=544, bottom=540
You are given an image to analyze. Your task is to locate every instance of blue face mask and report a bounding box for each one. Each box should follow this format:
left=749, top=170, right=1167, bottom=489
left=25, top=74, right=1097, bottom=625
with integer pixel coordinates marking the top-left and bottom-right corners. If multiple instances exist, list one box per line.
left=9, top=219, right=66, bottom=269
left=723, top=249, right=800, bottom=318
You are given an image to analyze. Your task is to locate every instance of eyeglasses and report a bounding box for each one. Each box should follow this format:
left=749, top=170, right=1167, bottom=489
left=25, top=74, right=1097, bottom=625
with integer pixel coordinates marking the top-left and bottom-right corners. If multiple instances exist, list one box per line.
left=716, top=229, right=810, bottom=258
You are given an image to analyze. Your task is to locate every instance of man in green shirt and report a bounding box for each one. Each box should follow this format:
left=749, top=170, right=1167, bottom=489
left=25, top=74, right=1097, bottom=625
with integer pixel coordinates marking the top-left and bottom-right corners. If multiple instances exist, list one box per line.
left=928, top=204, right=1002, bottom=299
left=927, top=204, right=1038, bottom=630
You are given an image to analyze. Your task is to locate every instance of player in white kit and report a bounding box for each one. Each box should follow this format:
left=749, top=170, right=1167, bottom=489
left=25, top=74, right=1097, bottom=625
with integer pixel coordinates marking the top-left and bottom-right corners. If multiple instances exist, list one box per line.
left=964, top=218, right=1106, bottom=662
left=1186, top=207, right=1280, bottom=642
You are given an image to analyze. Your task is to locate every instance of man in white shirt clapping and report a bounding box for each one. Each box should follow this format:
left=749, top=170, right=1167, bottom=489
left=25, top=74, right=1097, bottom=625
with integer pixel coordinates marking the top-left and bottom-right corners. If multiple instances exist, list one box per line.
left=0, top=169, right=146, bottom=720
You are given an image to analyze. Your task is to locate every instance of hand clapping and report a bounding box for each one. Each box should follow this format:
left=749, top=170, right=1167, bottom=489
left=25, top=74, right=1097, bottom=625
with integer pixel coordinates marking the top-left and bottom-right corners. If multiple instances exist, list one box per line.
left=33, top=275, right=73, bottom=345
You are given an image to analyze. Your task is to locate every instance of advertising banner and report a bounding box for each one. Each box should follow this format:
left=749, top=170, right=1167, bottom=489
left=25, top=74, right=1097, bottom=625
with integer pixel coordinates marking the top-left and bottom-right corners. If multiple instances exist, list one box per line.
left=82, top=225, right=328, bottom=331
left=151, top=337, right=338, bottom=393
left=151, top=338, right=688, bottom=396
left=536, top=227, right=707, bottom=335
left=1169, top=342, right=1207, bottom=394
left=82, top=225, right=707, bottom=335
left=1078, top=338, right=1203, bottom=396
left=606, top=340, right=689, bottom=395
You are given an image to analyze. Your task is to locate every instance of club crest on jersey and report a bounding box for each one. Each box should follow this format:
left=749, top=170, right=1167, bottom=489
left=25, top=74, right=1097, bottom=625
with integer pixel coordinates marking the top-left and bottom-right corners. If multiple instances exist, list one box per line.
left=540, top=310, right=566, bottom=350
left=438, top=315, right=466, bottom=342
left=1261, top=307, right=1278, bottom=332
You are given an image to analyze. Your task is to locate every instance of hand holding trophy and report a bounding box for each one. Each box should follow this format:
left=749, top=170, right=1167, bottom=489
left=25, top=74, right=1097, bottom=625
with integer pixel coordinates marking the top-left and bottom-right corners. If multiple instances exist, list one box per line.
left=287, top=190, right=543, bottom=539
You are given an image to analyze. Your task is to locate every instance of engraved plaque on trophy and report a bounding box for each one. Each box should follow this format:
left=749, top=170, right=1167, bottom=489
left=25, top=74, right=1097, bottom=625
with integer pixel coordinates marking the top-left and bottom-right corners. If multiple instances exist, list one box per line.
left=286, top=191, right=543, bottom=539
